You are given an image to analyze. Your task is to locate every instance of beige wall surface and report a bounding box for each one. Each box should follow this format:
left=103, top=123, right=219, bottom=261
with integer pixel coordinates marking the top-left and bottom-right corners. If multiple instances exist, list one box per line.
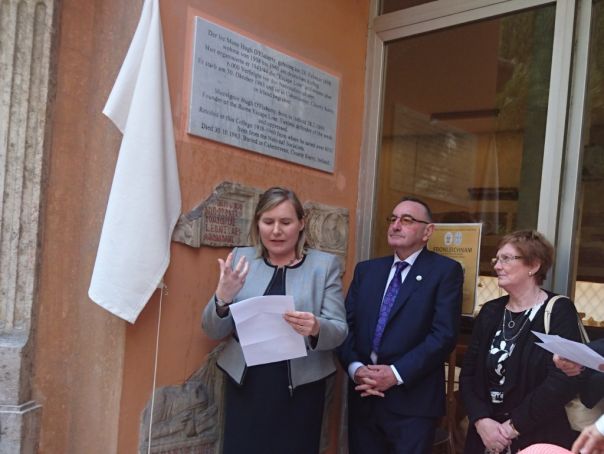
left=33, top=1, right=370, bottom=453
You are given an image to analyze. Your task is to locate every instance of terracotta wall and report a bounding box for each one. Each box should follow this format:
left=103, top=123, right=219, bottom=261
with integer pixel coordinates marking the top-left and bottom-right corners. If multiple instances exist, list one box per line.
left=34, top=0, right=370, bottom=453
left=33, top=1, right=143, bottom=452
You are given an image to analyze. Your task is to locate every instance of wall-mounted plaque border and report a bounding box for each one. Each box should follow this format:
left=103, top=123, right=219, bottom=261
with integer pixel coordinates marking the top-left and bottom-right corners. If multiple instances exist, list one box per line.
left=189, top=17, right=339, bottom=173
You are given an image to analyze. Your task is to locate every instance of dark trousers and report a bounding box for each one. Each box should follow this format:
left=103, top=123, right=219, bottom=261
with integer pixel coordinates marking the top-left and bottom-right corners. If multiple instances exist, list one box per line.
left=348, top=396, right=437, bottom=454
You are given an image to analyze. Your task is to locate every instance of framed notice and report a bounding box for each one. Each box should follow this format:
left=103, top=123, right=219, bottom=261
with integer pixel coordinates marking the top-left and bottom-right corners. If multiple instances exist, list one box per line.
left=189, top=17, right=340, bottom=172
left=427, top=223, right=482, bottom=315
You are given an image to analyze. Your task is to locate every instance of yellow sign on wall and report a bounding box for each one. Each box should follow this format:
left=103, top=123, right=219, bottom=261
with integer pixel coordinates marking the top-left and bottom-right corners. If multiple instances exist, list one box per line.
left=428, top=223, right=482, bottom=315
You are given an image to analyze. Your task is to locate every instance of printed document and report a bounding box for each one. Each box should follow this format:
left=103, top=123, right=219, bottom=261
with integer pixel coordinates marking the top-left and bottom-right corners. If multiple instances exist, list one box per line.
left=533, top=331, right=604, bottom=371
left=230, top=295, right=307, bottom=367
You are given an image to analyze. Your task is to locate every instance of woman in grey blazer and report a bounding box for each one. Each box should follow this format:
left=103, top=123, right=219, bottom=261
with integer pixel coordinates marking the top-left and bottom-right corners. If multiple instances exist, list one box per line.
left=202, top=187, right=347, bottom=454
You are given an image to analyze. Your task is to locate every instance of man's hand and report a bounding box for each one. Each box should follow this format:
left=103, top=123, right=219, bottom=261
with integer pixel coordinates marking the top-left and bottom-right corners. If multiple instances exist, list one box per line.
left=572, top=423, right=604, bottom=453
left=353, top=365, right=397, bottom=397
left=365, top=365, right=398, bottom=391
left=353, top=366, right=384, bottom=397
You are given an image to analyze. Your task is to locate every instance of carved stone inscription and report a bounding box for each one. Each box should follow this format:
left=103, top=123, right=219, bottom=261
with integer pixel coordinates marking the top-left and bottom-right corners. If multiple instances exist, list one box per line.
left=172, top=182, right=262, bottom=248
left=188, top=17, right=339, bottom=172
left=172, top=182, right=349, bottom=260
left=203, top=199, right=244, bottom=245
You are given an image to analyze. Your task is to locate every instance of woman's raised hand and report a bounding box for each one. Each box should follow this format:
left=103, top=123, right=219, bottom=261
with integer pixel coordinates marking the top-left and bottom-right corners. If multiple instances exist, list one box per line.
left=215, top=253, right=249, bottom=304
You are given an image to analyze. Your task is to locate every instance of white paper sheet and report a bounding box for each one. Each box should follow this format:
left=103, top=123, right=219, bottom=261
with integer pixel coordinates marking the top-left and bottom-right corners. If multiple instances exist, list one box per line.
left=533, top=331, right=604, bottom=371
left=230, top=295, right=308, bottom=367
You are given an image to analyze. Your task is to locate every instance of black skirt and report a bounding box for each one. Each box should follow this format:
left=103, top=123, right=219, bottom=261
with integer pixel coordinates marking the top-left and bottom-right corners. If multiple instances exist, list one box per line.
left=222, top=360, right=326, bottom=454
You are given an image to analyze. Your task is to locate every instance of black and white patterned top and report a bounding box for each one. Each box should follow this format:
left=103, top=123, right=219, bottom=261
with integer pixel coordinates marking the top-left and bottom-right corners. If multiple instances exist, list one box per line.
left=486, top=304, right=543, bottom=404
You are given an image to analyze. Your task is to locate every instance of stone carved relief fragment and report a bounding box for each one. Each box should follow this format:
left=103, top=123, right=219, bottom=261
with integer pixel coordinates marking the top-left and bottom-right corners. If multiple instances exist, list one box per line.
left=304, top=202, right=348, bottom=258
left=139, top=346, right=225, bottom=454
left=139, top=344, right=336, bottom=453
left=172, top=182, right=349, bottom=260
left=172, top=182, right=262, bottom=248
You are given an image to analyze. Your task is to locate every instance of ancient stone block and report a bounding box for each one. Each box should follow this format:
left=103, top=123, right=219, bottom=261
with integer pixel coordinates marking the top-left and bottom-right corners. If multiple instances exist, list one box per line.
left=139, top=344, right=336, bottom=454
left=172, top=182, right=261, bottom=248
left=172, top=182, right=349, bottom=263
left=304, top=202, right=348, bottom=258
left=138, top=346, right=225, bottom=454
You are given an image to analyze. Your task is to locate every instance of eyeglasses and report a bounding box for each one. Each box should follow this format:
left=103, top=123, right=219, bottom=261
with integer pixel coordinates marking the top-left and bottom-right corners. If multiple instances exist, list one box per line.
left=387, top=214, right=430, bottom=226
left=491, top=255, right=523, bottom=266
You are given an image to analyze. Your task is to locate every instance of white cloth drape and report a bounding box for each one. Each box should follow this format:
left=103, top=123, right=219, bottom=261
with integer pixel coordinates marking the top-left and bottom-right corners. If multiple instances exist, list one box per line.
left=89, top=0, right=181, bottom=323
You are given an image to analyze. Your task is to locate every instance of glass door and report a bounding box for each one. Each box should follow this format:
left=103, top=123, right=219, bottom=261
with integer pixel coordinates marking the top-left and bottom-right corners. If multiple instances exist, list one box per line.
left=569, top=0, right=604, bottom=328
left=373, top=4, right=556, bottom=312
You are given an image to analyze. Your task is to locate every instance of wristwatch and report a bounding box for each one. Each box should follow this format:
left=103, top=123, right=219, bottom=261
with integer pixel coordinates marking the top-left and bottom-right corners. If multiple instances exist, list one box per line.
left=214, top=295, right=232, bottom=308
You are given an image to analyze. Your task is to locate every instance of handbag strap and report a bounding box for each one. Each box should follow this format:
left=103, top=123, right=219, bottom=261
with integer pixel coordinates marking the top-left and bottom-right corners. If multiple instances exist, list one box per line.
left=543, top=294, right=590, bottom=343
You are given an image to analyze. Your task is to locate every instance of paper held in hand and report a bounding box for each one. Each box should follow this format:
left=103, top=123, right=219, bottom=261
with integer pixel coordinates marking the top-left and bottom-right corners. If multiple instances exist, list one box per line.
left=533, top=331, right=604, bottom=371
left=229, top=295, right=308, bottom=367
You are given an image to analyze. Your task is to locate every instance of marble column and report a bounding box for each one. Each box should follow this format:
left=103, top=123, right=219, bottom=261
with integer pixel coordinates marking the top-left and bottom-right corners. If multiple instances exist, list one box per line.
left=0, top=0, right=58, bottom=452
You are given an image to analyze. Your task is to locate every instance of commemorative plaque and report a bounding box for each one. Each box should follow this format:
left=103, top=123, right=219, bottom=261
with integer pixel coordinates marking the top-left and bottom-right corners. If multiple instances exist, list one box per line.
left=189, top=18, right=339, bottom=172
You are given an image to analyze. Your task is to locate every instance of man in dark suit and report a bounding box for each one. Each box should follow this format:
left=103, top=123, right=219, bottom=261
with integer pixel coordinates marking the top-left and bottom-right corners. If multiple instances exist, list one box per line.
left=338, top=197, right=464, bottom=453
left=580, top=339, right=604, bottom=410
left=573, top=339, right=604, bottom=454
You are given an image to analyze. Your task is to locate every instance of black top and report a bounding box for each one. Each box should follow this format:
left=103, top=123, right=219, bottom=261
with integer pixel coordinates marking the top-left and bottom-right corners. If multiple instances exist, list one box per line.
left=262, top=255, right=306, bottom=296
left=460, top=292, right=582, bottom=451
left=223, top=253, right=323, bottom=454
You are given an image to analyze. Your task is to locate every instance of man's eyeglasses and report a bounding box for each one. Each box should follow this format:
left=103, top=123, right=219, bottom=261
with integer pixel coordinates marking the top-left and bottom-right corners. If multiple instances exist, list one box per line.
left=490, top=255, right=523, bottom=266
left=387, top=214, right=430, bottom=226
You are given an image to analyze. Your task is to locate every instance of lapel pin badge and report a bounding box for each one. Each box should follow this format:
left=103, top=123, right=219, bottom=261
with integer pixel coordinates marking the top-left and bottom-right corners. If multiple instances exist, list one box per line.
left=416, top=275, right=422, bottom=281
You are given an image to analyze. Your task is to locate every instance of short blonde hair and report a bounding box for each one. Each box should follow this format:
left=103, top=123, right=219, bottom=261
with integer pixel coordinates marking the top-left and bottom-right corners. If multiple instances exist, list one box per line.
left=249, top=187, right=307, bottom=259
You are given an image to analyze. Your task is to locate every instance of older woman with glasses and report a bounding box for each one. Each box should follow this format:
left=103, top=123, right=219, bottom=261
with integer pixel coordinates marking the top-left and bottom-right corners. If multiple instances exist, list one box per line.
left=460, top=230, right=583, bottom=453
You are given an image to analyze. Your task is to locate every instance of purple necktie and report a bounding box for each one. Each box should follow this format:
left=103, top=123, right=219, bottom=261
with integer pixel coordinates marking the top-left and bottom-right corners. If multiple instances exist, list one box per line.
left=372, top=261, right=409, bottom=353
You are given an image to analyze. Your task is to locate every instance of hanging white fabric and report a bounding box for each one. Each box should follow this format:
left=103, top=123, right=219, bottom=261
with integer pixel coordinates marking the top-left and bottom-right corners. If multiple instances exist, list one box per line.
left=89, top=0, right=181, bottom=323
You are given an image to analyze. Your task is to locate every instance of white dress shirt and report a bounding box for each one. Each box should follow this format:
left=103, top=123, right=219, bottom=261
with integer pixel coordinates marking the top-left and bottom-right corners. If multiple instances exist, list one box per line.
left=348, top=248, right=423, bottom=385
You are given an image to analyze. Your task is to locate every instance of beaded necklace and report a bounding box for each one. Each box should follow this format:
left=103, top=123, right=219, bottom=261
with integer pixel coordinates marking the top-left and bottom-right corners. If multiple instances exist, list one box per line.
left=266, top=256, right=298, bottom=268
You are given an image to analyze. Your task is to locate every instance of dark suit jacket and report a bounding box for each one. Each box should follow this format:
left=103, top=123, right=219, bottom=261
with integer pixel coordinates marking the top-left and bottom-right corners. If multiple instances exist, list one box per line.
left=581, top=338, right=604, bottom=408
left=338, top=247, right=464, bottom=418
left=460, top=294, right=582, bottom=451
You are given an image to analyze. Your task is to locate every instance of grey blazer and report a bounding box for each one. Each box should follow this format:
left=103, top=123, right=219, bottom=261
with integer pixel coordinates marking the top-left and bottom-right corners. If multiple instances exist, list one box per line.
left=202, top=247, right=347, bottom=389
